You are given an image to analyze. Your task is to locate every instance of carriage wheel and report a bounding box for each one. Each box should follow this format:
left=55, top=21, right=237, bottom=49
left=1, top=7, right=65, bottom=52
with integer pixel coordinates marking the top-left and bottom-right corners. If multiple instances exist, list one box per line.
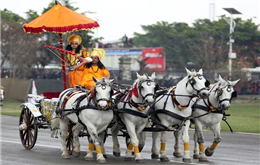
left=66, top=125, right=73, bottom=155
left=19, top=107, right=38, bottom=150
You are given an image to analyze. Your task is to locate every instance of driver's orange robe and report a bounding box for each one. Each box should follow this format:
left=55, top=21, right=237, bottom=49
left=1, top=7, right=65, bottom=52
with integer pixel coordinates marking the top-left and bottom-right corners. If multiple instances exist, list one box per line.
left=66, top=47, right=87, bottom=88
left=80, top=66, right=110, bottom=90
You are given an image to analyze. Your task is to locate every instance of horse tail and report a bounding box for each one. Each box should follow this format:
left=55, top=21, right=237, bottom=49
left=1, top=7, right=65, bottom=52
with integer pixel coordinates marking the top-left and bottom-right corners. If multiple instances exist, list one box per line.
left=51, top=111, right=60, bottom=130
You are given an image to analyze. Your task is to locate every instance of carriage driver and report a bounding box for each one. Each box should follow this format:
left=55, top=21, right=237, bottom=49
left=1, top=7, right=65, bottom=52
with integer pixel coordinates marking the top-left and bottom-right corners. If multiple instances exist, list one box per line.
left=65, top=33, right=87, bottom=88
left=73, top=48, right=110, bottom=90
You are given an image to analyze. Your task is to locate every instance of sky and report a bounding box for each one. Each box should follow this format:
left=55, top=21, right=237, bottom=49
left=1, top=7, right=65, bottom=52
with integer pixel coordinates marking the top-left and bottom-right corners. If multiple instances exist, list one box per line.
left=1, top=0, right=259, bottom=43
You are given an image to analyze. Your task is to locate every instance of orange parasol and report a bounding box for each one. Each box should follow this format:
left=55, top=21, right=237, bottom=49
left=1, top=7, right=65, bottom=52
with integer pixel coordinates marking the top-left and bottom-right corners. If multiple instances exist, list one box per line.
left=23, top=2, right=99, bottom=90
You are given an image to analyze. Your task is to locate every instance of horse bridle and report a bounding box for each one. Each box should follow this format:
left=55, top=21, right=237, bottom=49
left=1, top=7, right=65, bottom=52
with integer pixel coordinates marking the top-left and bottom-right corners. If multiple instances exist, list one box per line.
left=91, top=81, right=114, bottom=109
left=214, top=85, right=237, bottom=104
left=137, top=79, right=158, bottom=101
left=186, top=74, right=210, bottom=94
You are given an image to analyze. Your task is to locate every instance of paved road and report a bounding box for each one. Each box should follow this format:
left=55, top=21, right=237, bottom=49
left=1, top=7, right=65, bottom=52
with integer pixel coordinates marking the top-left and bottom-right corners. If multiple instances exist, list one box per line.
left=1, top=115, right=259, bottom=165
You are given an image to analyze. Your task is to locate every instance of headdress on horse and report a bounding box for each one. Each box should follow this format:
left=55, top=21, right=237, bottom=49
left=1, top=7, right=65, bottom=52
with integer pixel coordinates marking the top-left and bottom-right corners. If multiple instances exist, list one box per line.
left=67, top=33, right=82, bottom=44
left=87, top=48, right=106, bottom=60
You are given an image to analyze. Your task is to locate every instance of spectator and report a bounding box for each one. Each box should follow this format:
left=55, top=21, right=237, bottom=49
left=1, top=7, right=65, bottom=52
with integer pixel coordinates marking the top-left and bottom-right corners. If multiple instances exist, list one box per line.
left=0, top=86, right=4, bottom=106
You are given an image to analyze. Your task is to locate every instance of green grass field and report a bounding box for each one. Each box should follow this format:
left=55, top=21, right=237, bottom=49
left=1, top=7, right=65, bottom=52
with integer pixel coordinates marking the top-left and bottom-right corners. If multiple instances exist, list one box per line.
left=1, top=98, right=259, bottom=133
left=220, top=103, right=259, bottom=133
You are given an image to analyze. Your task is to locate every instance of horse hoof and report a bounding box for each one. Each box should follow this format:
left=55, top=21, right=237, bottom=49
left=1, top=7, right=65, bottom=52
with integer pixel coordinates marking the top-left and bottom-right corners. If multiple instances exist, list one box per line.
left=151, top=154, right=159, bottom=159
left=136, top=159, right=145, bottom=163
left=61, top=154, right=70, bottom=159
left=182, top=158, right=192, bottom=163
left=205, top=147, right=214, bottom=156
left=103, top=154, right=107, bottom=159
left=113, top=151, right=120, bottom=157
left=72, top=151, right=80, bottom=158
left=97, top=159, right=107, bottom=164
left=173, top=152, right=182, bottom=158
left=160, top=157, right=170, bottom=162
left=85, top=156, right=94, bottom=161
left=199, top=157, right=209, bottom=162
left=124, top=157, right=134, bottom=161
left=193, top=154, right=199, bottom=159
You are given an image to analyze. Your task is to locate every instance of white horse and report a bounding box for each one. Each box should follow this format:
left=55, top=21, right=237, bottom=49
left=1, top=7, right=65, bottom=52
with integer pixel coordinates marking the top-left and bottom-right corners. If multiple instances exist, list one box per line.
left=53, top=77, right=116, bottom=163
left=191, top=75, right=239, bottom=162
left=151, top=68, right=210, bottom=163
left=111, top=72, right=158, bottom=163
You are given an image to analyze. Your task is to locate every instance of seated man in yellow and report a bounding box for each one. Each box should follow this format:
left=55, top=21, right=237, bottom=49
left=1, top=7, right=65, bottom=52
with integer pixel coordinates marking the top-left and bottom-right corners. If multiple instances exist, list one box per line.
left=65, top=33, right=87, bottom=88
left=73, top=48, right=110, bottom=90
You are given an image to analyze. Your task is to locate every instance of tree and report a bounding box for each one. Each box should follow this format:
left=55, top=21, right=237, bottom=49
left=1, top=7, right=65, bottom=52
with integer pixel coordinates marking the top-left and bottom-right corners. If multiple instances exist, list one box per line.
left=1, top=9, right=40, bottom=78
left=133, top=17, right=260, bottom=75
left=133, top=21, right=192, bottom=71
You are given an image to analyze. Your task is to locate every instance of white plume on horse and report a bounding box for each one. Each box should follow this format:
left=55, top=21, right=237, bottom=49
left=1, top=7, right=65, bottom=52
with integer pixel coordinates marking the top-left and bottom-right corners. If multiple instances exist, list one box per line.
left=51, top=77, right=116, bottom=163
left=150, top=68, right=210, bottom=163
left=191, top=75, right=240, bottom=162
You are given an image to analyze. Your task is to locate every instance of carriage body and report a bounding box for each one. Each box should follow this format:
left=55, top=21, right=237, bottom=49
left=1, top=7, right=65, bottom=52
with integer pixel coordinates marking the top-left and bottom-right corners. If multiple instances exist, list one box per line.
left=19, top=93, right=60, bottom=149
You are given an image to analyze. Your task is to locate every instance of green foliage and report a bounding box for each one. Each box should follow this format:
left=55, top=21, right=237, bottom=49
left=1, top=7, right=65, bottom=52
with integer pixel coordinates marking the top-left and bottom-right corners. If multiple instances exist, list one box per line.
left=133, top=16, right=260, bottom=72
left=25, top=10, right=39, bottom=22
left=1, top=9, right=25, bottom=23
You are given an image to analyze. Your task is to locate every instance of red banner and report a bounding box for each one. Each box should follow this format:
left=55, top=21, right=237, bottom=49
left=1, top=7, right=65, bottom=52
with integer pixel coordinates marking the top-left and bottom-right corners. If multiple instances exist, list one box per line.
left=142, top=48, right=165, bottom=72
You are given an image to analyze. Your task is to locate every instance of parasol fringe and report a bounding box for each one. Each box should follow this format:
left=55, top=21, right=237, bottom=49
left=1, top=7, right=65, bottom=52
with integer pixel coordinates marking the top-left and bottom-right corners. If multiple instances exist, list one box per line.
left=23, top=22, right=99, bottom=34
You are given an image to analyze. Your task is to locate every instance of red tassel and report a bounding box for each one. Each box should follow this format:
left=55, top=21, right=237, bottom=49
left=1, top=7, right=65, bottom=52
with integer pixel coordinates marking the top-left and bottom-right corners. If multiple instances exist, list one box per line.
left=132, top=83, right=139, bottom=98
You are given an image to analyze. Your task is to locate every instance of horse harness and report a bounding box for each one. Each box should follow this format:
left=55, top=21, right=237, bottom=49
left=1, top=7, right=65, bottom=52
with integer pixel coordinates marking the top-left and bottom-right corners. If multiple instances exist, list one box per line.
left=192, top=95, right=234, bottom=132
left=150, top=87, right=197, bottom=131
left=191, top=83, right=238, bottom=133
left=56, top=86, right=114, bottom=128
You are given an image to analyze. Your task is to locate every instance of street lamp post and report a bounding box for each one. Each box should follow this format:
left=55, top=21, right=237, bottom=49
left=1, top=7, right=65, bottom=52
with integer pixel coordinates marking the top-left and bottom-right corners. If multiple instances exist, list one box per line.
left=223, top=8, right=242, bottom=79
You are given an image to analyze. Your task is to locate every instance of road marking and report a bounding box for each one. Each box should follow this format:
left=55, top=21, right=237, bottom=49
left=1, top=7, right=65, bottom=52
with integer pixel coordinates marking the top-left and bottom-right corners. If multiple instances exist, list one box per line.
left=0, top=139, right=60, bottom=149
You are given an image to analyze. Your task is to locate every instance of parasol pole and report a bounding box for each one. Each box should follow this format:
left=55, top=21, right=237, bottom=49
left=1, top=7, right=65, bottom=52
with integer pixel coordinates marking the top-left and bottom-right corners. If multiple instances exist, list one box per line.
left=59, top=33, right=67, bottom=90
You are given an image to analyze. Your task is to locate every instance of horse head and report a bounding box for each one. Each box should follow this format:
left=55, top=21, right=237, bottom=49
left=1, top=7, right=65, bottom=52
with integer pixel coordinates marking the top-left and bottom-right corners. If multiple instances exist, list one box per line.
left=132, top=72, right=157, bottom=106
left=92, top=77, right=117, bottom=110
left=211, top=75, right=240, bottom=110
left=185, top=68, right=210, bottom=99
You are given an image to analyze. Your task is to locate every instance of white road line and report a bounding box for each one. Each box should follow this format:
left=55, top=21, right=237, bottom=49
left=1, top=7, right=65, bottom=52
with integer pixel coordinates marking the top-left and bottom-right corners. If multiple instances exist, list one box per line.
left=0, top=139, right=60, bottom=149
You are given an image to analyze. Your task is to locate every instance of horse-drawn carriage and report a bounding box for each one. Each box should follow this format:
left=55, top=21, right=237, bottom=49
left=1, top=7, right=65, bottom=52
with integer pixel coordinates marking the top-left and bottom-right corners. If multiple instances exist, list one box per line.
left=18, top=69, right=239, bottom=163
